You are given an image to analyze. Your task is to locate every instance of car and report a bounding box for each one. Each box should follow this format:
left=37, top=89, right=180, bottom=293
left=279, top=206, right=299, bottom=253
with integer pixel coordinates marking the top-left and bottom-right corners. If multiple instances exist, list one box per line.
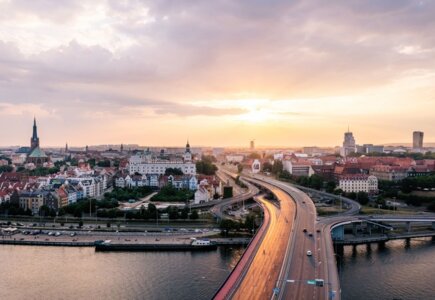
left=316, top=229, right=321, bottom=233
left=303, top=228, right=307, bottom=233
left=307, top=250, right=312, bottom=256
left=302, top=201, right=306, bottom=204
left=48, top=232, right=54, bottom=236
left=55, top=232, right=61, bottom=236
left=70, top=232, right=76, bottom=237
left=308, top=233, right=313, bottom=237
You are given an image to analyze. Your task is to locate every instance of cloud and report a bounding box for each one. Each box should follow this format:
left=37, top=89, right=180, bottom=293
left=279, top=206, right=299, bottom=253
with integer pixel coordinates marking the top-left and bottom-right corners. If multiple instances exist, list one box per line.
left=0, top=0, right=435, bottom=146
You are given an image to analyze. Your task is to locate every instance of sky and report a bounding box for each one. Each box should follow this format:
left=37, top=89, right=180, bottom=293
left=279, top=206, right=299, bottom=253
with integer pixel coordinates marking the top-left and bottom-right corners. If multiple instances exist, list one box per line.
left=0, top=0, right=434, bottom=148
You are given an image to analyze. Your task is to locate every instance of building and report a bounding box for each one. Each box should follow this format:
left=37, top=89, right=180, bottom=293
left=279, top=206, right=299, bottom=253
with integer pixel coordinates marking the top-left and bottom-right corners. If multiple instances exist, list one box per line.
left=19, top=190, right=57, bottom=215
left=129, top=143, right=196, bottom=176
left=283, top=160, right=314, bottom=177
left=252, top=159, right=261, bottom=174
left=356, top=144, right=384, bottom=154
left=26, top=118, right=49, bottom=166
left=158, top=175, right=197, bottom=190
left=413, top=131, right=424, bottom=151
left=341, top=129, right=356, bottom=157
left=370, top=165, right=408, bottom=182
left=338, top=175, right=378, bottom=194
left=225, top=154, right=245, bottom=163
left=194, top=179, right=211, bottom=204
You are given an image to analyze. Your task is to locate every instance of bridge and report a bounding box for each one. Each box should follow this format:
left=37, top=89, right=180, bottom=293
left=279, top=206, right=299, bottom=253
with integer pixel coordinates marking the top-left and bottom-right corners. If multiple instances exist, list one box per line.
left=211, top=168, right=435, bottom=299
left=324, top=215, right=435, bottom=246
left=213, top=170, right=348, bottom=300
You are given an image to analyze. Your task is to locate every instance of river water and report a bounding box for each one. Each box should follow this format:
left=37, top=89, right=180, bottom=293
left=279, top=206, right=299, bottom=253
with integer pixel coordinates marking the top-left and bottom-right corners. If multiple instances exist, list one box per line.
left=0, top=245, right=244, bottom=300
left=339, top=237, right=435, bottom=300
left=2, top=239, right=435, bottom=300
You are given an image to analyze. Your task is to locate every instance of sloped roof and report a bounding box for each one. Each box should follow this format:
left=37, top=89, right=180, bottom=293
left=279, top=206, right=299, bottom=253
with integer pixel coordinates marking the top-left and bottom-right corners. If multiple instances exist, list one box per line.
left=28, top=146, right=48, bottom=158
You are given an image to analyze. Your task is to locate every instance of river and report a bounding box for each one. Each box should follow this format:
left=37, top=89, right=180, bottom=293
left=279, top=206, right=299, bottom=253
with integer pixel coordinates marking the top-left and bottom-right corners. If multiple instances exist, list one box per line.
left=339, top=237, right=435, bottom=300
left=0, top=245, right=244, bottom=300
left=2, top=239, right=435, bottom=300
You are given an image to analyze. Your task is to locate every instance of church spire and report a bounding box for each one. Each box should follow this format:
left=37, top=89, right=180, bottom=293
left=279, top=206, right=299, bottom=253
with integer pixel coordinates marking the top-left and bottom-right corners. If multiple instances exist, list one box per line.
left=32, top=117, right=38, bottom=140
left=30, top=117, right=40, bottom=150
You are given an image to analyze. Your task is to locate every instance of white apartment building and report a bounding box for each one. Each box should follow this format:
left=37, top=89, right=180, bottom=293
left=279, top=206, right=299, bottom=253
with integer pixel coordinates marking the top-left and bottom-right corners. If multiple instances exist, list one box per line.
left=129, top=142, right=196, bottom=176
left=283, top=160, right=314, bottom=177
left=338, top=175, right=378, bottom=194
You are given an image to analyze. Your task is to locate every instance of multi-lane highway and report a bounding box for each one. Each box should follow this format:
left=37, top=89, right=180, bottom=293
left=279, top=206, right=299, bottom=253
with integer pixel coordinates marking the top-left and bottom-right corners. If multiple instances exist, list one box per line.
left=215, top=181, right=295, bottom=300
left=214, top=168, right=344, bottom=299
left=247, top=174, right=341, bottom=300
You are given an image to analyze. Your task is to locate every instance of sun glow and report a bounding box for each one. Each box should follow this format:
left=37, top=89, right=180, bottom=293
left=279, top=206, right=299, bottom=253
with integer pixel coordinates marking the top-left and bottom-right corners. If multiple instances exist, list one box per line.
left=237, top=109, right=272, bottom=123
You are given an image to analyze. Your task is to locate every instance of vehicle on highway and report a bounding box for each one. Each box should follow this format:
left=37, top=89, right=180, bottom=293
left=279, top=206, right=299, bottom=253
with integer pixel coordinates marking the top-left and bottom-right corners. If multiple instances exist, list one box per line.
left=307, top=250, right=312, bottom=256
left=70, top=232, right=76, bottom=237
left=48, top=232, right=54, bottom=236
left=55, top=232, right=61, bottom=236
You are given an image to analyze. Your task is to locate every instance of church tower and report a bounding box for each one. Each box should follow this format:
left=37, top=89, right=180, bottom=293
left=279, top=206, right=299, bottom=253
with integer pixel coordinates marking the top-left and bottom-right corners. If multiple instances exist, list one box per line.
left=183, top=140, right=192, bottom=162
left=30, top=117, right=40, bottom=151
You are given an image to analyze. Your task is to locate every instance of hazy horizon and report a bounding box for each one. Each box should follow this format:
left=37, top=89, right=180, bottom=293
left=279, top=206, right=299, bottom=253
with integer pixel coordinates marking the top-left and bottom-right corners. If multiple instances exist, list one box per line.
left=1, top=1, right=434, bottom=147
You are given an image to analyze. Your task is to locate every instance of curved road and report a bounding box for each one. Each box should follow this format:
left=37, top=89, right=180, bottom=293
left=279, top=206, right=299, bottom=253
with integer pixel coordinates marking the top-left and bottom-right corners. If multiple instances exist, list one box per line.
left=248, top=174, right=341, bottom=300
left=215, top=182, right=296, bottom=300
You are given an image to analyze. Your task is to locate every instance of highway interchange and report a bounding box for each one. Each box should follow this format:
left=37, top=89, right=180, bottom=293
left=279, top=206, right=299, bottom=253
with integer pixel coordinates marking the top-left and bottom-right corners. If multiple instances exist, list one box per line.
left=214, top=169, right=362, bottom=300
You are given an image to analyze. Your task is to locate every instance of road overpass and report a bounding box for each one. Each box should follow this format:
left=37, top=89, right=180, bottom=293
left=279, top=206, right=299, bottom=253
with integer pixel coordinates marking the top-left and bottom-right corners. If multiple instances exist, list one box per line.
left=215, top=184, right=295, bottom=300
left=214, top=170, right=345, bottom=300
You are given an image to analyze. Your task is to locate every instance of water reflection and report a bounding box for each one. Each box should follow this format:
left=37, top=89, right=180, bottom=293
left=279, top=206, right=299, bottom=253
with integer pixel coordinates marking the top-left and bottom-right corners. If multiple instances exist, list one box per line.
left=338, top=238, right=435, bottom=300
left=0, top=245, right=244, bottom=300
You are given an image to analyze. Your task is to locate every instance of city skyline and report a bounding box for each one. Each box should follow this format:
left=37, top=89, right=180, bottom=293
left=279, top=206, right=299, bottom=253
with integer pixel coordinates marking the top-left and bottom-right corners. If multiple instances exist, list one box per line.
left=0, top=117, right=432, bottom=149
left=1, top=1, right=435, bottom=147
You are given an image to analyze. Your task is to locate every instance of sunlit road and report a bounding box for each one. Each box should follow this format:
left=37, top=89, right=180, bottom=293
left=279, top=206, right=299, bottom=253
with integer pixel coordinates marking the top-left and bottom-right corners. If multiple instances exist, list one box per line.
left=249, top=175, right=339, bottom=300
left=231, top=182, right=295, bottom=300
left=216, top=168, right=339, bottom=300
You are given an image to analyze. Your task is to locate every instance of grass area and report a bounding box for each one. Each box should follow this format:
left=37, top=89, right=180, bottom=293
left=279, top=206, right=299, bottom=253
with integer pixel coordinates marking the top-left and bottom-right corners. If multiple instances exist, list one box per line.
left=316, top=206, right=344, bottom=216
left=359, top=206, right=422, bottom=215
left=410, top=191, right=435, bottom=197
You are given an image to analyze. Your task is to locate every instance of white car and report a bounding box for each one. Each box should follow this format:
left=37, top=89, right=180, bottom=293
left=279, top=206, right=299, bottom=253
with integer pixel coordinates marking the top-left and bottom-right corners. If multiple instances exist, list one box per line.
left=307, top=250, right=312, bottom=256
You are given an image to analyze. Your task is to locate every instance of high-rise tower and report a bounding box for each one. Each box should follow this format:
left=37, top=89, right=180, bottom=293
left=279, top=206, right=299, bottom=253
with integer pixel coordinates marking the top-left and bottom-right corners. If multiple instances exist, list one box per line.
left=413, top=131, right=424, bottom=150
left=341, top=128, right=356, bottom=157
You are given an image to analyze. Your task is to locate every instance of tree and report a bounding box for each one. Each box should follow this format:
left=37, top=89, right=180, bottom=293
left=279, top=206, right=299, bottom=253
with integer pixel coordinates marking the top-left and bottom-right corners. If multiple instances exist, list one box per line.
left=280, top=170, right=292, bottom=180
left=356, top=191, right=369, bottom=205
left=148, top=203, right=157, bottom=218
left=180, top=207, right=189, bottom=219
left=87, top=158, right=96, bottom=167
left=244, top=214, right=257, bottom=232
left=262, top=162, right=273, bottom=172
left=309, top=175, right=324, bottom=190
left=219, top=219, right=241, bottom=231
left=38, top=205, right=50, bottom=217
left=190, top=210, right=199, bottom=220
left=196, top=160, right=218, bottom=175
left=223, top=186, right=233, bottom=199
left=325, top=181, right=336, bottom=193
left=165, top=168, right=184, bottom=176
left=97, top=160, right=111, bottom=167
left=0, top=165, right=13, bottom=173
left=167, top=206, right=179, bottom=219
left=272, top=160, right=283, bottom=175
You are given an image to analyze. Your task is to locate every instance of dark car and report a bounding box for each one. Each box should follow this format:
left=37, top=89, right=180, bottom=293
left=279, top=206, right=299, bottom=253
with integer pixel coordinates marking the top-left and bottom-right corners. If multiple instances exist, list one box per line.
left=308, top=233, right=313, bottom=237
